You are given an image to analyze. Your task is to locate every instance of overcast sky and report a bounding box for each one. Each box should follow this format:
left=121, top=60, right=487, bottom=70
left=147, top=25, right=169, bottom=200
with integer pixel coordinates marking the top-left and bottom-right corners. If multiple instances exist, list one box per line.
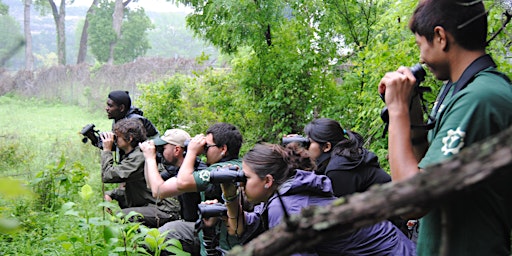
left=73, top=0, right=193, bottom=13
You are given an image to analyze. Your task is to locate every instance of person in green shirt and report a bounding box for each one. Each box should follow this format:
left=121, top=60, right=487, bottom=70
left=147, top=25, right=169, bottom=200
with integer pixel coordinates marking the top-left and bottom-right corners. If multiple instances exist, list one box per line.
left=176, top=122, right=244, bottom=255
left=378, top=0, right=512, bottom=255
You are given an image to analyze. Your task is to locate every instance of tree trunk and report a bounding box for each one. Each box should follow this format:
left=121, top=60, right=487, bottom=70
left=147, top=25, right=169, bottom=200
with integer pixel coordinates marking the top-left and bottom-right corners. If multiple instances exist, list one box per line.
left=24, top=0, right=34, bottom=70
left=76, top=0, right=99, bottom=64
left=228, top=124, right=512, bottom=256
left=48, top=0, right=66, bottom=65
left=107, top=0, right=124, bottom=65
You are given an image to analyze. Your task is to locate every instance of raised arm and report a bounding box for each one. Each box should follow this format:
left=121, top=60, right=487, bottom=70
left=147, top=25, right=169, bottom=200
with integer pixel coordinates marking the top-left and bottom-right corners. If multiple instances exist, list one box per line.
left=176, top=134, right=204, bottom=192
left=221, top=183, right=245, bottom=236
left=379, top=67, right=424, bottom=181
left=139, top=140, right=182, bottom=198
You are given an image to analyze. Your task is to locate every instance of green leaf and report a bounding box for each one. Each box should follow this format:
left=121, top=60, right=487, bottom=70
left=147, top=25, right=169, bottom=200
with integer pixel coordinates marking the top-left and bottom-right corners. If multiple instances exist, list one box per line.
left=79, top=184, right=93, bottom=201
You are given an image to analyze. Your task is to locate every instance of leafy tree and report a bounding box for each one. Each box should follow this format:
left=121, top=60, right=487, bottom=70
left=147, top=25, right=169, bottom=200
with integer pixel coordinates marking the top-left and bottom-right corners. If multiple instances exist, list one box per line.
left=88, top=0, right=154, bottom=64
left=0, top=0, right=8, bottom=15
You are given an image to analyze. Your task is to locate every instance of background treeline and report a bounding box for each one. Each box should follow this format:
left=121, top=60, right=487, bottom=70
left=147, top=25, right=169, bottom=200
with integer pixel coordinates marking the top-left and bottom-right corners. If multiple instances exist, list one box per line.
left=0, top=0, right=510, bottom=254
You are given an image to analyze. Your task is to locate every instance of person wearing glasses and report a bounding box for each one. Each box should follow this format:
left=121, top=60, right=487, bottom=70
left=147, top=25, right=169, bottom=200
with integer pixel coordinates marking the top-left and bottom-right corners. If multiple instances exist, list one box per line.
left=176, top=122, right=244, bottom=255
left=100, top=118, right=179, bottom=228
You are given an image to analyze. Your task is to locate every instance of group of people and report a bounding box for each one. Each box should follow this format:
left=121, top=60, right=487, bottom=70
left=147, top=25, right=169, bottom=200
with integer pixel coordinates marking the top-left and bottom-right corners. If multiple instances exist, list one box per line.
left=95, top=0, right=512, bottom=255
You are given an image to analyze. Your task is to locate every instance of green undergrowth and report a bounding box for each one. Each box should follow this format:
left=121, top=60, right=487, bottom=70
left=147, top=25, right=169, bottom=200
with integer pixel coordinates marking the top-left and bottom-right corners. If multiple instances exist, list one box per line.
left=0, top=94, right=184, bottom=255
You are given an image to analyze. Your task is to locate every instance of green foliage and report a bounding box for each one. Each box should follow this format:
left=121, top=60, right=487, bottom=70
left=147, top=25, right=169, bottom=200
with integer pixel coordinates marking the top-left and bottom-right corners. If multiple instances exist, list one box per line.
left=115, top=7, right=155, bottom=64
left=31, top=154, right=89, bottom=212
left=138, top=68, right=265, bottom=153
left=0, top=1, right=8, bottom=15
left=89, top=0, right=154, bottom=64
left=137, top=75, right=187, bottom=133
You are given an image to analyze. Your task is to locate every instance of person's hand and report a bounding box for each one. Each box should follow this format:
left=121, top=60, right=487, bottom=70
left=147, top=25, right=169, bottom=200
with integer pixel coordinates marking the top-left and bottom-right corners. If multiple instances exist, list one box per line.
left=378, top=66, right=417, bottom=112
left=187, top=134, right=206, bottom=155
left=221, top=183, right=238, bottom=199
left=139, top=140, right=156, bottom=159
left=100, top=132, right=115, bottom=151
left=201, top=199, right=220, bottom=227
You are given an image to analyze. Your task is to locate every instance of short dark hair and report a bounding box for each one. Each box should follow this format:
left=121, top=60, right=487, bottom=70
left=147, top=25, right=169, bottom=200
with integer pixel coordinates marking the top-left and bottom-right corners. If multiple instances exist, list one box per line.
left=409, top=0, right=487, bottom=51
left=206, top=122, right=243, bottom=160
left=114, top=118, right=147, bottom=148
left=108, top=90, right=132, bottom=112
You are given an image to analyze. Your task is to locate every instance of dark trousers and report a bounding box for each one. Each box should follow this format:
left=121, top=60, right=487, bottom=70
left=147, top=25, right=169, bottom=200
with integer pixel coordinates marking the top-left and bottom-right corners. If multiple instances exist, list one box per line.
left=122, top=206, right=178, bottom=228
left=159, top=220, right=200, bottom=256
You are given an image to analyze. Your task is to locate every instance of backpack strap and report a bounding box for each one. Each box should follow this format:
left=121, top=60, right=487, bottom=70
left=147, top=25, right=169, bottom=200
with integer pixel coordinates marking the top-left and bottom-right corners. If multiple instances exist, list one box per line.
left=432, top=54, right=498, bottom=117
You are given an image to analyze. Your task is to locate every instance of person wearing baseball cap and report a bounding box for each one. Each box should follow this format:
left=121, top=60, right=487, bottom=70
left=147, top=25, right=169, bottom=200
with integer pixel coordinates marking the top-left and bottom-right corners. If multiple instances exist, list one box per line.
left=140, top=128, right=207, bottom=255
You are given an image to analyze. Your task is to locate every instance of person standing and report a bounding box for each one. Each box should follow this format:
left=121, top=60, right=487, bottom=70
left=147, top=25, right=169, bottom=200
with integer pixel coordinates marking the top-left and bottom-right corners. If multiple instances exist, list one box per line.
left=378, top=0, right=512, bottom=254
left=106, top=90, right=159, bottom=140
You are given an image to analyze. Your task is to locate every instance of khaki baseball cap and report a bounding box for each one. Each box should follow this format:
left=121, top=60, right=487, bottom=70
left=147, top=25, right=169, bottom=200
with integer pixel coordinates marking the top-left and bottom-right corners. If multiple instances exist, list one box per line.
left=153, top=129, right=191, bottom=147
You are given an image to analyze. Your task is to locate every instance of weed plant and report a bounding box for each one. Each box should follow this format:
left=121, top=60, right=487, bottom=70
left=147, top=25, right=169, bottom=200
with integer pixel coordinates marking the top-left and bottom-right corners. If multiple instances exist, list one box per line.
left=0, top=94, right=183, bottom=255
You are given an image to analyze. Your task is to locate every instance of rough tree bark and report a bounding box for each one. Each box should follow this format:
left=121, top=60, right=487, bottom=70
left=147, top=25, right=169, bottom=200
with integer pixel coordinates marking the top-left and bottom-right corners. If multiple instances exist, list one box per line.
left=76, top=0, right=99, bottom=64
left=227, top=124, right=512, bottom=256
left=24, top=0, right=34, bottom=70
left=48, top=0, right=66, bottom=65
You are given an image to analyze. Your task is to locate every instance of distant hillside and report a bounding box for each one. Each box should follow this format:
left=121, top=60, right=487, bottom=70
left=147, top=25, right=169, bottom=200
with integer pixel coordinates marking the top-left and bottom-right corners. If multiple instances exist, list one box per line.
left=2, top=0, right=219, bottom=70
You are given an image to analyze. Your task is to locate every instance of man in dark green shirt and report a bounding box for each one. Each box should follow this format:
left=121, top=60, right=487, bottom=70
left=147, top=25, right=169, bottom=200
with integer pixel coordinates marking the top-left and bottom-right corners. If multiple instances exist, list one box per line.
left=378, top=0, right=512, bottom=255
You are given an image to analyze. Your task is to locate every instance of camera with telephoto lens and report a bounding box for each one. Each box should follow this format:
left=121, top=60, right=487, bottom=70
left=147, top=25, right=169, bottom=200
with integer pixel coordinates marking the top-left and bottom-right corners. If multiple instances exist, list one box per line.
left=209, top=166, right=246, bottom=184
left=282, top=135, right=310, bottom=149
left=198, top=203, right=228, bottom=218
left=380, top=64, right=430, bottom=124
left=80, top=124, right=103, bottom=149
left=80, top=124, right=116, bottom=150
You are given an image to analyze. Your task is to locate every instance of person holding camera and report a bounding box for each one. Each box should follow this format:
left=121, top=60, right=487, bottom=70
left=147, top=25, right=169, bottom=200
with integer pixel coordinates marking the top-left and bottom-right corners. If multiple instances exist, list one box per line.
left=104, top=90, right=160, bottom=206
left=106, top=90, right=159, bottom=140
left=101, top=118, right=180, bottom=228
left=176, top=122, right=244, bottom=255
left=139, top=128, right=207, bottom=255
left=378, top=0, right=512, bottom=255
left=221, top=143, right=415, bottom=255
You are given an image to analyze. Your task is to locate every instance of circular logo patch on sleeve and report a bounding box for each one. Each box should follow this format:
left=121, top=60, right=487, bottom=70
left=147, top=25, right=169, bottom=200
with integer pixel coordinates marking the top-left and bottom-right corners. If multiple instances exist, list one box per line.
left=198, top=170, right=210, bottom=182
left=441, top=127, right=465, bottom=155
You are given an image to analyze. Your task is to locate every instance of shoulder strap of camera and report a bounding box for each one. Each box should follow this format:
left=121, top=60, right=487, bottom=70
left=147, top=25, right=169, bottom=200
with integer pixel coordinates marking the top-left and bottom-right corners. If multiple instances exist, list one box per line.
left=432, top=54, right=496, bottom=117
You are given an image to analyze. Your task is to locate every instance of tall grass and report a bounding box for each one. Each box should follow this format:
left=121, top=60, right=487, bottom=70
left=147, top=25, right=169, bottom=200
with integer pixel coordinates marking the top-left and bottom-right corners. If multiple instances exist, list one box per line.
left=0, top=93, right=111, bottom=178
left=0, top=94, right=111, bottom=254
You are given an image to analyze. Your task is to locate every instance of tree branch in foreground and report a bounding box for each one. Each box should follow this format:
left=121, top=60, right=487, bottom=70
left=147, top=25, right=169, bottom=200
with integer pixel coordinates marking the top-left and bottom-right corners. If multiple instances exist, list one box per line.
left=228, top=124, right=512, bottom=256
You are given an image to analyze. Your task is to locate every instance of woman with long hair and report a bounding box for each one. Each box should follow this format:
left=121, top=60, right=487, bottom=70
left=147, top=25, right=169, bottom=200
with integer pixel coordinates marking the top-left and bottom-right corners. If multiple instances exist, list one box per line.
left=304, top=118, right=391, bottom=197
left=221, top=143, right=415, bottom=255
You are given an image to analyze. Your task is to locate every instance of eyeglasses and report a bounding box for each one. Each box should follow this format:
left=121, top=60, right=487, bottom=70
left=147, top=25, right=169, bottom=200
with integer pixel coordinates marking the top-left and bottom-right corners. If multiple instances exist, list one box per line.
left=204, top=144, right=218, bottom=152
